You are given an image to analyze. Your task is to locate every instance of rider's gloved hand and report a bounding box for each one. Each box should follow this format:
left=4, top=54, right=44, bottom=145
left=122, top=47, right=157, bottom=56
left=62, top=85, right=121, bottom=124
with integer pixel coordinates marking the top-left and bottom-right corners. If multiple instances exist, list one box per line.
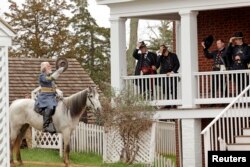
left=51, top=67, right=64, bottom=80
left=58, top=67, right=64, bottom=73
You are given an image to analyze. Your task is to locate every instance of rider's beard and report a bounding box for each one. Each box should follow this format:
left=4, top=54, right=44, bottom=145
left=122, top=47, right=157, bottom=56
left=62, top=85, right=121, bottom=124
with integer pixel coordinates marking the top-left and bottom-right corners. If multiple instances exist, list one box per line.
left=46, top=69, right=52, bottom=75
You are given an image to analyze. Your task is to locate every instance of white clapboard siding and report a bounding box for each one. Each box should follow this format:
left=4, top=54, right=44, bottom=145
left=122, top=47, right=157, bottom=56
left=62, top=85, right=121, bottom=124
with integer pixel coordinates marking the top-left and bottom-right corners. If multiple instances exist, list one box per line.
left=70, top=122, right=104, bottom=155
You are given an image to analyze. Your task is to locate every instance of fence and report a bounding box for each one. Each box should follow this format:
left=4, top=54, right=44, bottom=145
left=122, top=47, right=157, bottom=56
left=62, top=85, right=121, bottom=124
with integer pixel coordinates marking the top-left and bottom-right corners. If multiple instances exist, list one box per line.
left=32, top=128, right=63, bottom=157
left=201, top=84, right=250, bottom=167
left=150, top=153, right=176, bottom=167
left=103, top=125, right=154, bottom=164
left=155, top=121, right=176, bottom=155
left=32, top=121, right=176, bottom=166
left=70, top=122, right=104, bottom=155
left=122, top=74, right=182, bottom=106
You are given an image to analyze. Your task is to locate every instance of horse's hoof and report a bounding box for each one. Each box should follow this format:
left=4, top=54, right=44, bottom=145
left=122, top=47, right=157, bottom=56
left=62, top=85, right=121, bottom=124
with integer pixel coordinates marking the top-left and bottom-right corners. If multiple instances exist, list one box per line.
left=64, top=163, right=71, bottom=167
left=10, top=162, right=15, bottom=167
left=17, top=161, right=23, bottom=166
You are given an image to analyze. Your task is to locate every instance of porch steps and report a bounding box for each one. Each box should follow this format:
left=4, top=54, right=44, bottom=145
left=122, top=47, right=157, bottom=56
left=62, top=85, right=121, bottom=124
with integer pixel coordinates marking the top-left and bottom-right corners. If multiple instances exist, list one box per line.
left=227, top=128, right=250, bottom=151
left=235, top=136, right=250, bottom=143
left=242, top=128, right=250, bottom=135
left=227, top=144, right=250, bottom=151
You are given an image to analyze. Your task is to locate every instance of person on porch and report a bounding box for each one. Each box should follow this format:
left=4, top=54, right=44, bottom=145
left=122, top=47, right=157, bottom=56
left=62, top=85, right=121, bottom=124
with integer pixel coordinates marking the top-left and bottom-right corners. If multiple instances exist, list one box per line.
left=201, top=38, right=227, bottom=98
left=224, top=32, right=250, bottom=94
left=133, top=41, right=157, bottom=96
left=156, top=44, right=180, bottom=102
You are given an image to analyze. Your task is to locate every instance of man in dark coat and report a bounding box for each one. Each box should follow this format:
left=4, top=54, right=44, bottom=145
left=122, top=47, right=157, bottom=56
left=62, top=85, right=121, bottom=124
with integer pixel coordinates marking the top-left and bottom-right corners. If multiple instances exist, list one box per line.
left=224, top=32, right=250, bottom=94
left=35, top=62, right=64, bottom=133
left=133, top=41, right=157, bottom=95
left=156, top=44, right=180, bottom=100
left=201, top=39, right=227, bottom=97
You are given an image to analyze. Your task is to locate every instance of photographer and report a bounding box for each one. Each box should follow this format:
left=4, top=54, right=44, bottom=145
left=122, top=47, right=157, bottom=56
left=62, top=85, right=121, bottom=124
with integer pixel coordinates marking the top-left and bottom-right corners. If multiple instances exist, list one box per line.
left=224, top=32, right=250, bottom=94
left=225, top=32, right=250, bottom=70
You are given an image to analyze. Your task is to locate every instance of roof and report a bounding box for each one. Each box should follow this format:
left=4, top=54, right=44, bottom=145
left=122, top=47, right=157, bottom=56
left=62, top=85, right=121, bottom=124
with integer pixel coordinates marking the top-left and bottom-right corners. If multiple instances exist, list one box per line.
left=9, top=57, right=96, bottom=103
left=0, top=17, right=16, bottom=36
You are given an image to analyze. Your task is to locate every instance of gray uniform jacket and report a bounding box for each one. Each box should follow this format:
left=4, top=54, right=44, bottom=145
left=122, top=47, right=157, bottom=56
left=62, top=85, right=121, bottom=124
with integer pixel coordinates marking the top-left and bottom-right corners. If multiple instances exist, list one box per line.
left=35, top=73, right=57, bottom=109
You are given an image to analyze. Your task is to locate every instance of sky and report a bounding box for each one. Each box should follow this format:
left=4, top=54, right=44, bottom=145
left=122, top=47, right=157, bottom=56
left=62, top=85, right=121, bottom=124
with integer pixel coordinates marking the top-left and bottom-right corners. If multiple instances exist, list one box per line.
left=0, top=0, right=161, bottom=46
left=0, top=0, right=111, bottom=27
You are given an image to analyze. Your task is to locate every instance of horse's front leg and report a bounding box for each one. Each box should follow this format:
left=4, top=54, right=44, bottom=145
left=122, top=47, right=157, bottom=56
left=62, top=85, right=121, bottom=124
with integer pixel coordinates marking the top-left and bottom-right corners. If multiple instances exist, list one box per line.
left=63, top=130, right=72, bottom=167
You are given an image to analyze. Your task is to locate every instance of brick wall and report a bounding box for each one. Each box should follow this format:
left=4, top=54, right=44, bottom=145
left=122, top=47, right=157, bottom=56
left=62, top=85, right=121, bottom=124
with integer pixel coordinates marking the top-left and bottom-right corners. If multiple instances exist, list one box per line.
left=175, top=119, right=180, bottom=167
left=198, top=7, right=250, bottom=71
left=173, top=21, right=176, bottom=53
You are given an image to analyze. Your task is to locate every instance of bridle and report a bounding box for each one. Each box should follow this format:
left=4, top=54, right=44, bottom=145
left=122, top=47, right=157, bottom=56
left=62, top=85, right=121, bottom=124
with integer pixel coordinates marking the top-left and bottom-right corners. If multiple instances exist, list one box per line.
left=87, top=93, right=96, bottom=109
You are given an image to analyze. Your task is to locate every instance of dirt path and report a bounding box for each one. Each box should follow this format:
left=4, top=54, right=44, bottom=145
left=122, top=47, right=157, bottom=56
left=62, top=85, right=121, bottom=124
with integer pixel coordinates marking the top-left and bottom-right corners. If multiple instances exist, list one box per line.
left=16, top=161, right=100, bottom=167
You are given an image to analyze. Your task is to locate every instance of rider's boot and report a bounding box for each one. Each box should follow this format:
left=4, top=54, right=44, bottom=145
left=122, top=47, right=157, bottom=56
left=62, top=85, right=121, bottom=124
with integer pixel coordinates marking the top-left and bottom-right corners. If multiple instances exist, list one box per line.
left=43, top=108, right=56, bottom=134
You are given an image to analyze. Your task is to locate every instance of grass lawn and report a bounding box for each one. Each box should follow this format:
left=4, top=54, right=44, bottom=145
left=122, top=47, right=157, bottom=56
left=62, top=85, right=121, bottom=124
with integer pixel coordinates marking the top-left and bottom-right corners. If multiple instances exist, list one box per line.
left=164, top=154, right=176, bottom=164
left=20, top=148, right=144, bottom=167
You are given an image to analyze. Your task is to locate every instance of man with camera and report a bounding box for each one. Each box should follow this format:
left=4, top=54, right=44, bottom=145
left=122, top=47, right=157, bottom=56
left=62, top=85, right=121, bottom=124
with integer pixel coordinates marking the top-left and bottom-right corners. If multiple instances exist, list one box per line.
left=224, top=32, right=250, bottom=94
left=201, top=38, right=227, bottom=98
left=133, top=41, right=157, bottom=95
left=156, top=44, right=180, bottom=101
left=225, top=32, right=250, bottom=70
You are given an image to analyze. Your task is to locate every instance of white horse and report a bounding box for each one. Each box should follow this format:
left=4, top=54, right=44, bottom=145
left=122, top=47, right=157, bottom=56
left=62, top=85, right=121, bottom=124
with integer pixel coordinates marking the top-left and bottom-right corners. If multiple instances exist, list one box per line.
left=9, top=86, right=101, bottom=167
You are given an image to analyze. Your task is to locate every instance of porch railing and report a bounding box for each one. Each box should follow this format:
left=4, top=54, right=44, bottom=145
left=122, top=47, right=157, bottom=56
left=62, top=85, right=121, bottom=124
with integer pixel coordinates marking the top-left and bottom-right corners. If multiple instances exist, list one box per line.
left=122, top=70, right=250, bottom=107
left=122, top=74, right=181, bottom=106
left=201, top=84, right=250, bottom=167
left=194, top=70, right=250, bottom=104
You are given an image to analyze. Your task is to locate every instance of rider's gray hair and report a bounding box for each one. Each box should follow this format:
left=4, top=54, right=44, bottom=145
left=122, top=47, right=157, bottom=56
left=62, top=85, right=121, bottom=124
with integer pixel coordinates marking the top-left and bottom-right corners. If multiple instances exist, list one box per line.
left=40, top=62, right=49, bottom=73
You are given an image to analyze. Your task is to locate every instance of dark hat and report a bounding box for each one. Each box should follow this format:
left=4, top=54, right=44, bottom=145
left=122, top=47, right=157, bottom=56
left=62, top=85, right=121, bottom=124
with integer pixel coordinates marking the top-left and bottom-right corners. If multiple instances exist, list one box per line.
left=56, top=57, right=68, bottom=72
left=203, top=35, right=214, bottom=49
left=160, top=44, right=168, bottom=48
left=233, top=32, right=243, bottom=38
left=139, top=41, right=147, bottom=49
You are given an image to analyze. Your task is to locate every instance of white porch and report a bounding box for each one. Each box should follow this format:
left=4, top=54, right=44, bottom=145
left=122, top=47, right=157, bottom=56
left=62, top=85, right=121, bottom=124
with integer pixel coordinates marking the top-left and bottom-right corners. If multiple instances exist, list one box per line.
left=96, top=0, right=250, bottom=167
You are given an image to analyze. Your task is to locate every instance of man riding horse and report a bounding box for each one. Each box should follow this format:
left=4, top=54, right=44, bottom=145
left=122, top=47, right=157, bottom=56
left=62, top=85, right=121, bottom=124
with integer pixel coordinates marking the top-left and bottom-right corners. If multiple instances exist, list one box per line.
left=34, top=62, right=64, bottom=133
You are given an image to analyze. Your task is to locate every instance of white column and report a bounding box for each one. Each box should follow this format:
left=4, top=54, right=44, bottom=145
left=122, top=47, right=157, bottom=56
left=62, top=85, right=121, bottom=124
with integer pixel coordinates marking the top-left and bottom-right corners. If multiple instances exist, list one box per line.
left=179, top=10, right=198, bottom=108
left=0, top=46, right=10, bottom=167
left=110, top=17, right=127, bottom=94
left=182, top=119, right=202, bottom=167
left=0, top=21, right=14, bottom=167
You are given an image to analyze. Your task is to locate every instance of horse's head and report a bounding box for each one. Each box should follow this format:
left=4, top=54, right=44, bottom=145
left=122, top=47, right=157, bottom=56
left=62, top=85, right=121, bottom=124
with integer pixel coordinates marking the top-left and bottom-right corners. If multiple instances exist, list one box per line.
left=86, top=86, right=102, bottom=112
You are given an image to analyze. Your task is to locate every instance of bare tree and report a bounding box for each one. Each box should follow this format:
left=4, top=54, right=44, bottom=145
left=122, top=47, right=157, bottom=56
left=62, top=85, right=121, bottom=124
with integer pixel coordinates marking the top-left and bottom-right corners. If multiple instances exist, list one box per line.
left=126, top=18, right=139, bottom=75
left=101, top=88, right=154, bottom=164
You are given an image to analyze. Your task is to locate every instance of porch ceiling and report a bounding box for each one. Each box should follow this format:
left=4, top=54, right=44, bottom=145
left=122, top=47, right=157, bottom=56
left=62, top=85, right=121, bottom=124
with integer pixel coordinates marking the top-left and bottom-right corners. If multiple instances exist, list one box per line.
left=100, top=0, right=250, bottom=20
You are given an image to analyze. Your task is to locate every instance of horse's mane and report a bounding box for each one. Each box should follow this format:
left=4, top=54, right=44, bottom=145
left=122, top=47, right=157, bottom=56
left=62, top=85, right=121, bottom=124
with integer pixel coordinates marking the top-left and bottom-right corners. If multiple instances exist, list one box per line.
left=63, top=89, right=88, bottom=118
